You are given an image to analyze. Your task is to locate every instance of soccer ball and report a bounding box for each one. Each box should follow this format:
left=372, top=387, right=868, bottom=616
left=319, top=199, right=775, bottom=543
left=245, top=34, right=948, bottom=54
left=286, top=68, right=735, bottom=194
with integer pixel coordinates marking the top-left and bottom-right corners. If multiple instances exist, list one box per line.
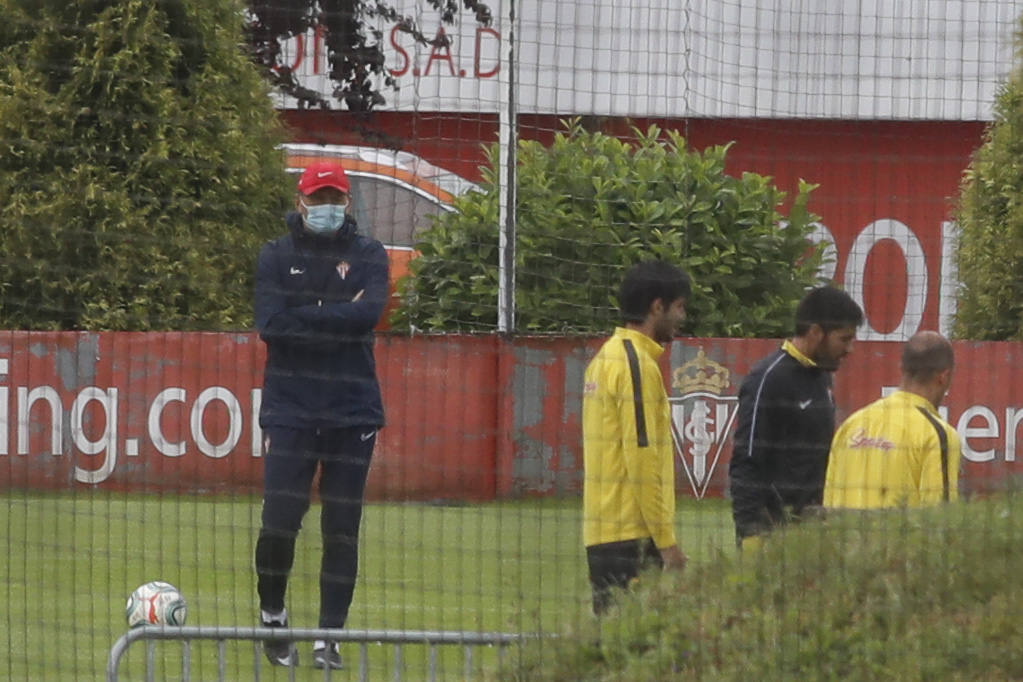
left=125, top=581, right=187, bottom=627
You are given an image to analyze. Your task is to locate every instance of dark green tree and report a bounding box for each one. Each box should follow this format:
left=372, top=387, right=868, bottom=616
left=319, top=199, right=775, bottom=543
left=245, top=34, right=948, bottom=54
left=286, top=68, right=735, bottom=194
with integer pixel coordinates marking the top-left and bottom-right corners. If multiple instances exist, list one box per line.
left=0, top=0, right=291, bottom=330
left=392, top=122, right=829, bottom=337
left=953, top=50, right=1023, bottom=340
left=246, top=0, right=491, bottom=111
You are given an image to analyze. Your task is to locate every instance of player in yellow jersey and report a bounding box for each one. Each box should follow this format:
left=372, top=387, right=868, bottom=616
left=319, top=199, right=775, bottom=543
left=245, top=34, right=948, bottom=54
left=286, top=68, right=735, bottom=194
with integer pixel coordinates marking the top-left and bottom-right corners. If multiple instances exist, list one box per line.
left=582, top=260, right=690, bottom=614
left=824, top=331, right=960, bottom=509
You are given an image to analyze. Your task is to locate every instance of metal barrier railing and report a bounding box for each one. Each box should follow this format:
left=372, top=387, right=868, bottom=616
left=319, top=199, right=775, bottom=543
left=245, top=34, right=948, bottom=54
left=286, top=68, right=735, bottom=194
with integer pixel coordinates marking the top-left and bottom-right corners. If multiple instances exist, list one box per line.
left=106, top=626, right=528, bottom=682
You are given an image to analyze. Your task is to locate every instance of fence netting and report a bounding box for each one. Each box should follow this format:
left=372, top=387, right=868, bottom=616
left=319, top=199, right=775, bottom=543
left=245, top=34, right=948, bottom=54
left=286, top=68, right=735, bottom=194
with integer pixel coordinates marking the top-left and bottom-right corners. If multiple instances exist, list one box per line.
left=2, top=1, right=1022, bottom=680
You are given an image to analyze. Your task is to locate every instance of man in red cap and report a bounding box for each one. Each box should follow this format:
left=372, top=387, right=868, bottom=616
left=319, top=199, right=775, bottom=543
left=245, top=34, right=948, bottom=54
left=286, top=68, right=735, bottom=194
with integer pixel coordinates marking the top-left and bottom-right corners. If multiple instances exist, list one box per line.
left=253, top=159, right=389, bottom=670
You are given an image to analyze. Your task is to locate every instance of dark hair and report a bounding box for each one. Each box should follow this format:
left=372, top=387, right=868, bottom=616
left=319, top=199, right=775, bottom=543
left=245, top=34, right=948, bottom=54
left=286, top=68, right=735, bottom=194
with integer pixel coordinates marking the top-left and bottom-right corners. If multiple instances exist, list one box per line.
left=901, top=331, right=954, bottom=381
left=794, top=286, right=864, bottom=336
left=619, top=261, right=692, bottom=323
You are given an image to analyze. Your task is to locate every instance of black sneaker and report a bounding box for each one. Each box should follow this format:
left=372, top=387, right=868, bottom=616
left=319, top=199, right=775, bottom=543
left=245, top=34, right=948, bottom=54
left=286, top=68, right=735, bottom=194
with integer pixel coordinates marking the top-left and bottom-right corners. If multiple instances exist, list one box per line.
left=313, top=642, right=343, bottom=670
left=261, top=615, right=298, bottom=667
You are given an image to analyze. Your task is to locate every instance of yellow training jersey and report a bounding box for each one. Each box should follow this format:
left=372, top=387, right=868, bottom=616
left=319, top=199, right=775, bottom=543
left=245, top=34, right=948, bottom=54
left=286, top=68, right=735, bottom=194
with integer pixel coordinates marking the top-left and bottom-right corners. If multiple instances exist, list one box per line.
left=824, top=390, right=961, bottom=509
left=582, top=327, right=676, bottom=549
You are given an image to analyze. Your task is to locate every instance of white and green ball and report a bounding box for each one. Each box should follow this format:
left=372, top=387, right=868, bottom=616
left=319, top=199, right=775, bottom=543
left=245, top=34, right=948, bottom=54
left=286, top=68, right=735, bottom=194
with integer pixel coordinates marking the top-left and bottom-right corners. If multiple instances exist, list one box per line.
left=125, top=581, right=187, bottom=627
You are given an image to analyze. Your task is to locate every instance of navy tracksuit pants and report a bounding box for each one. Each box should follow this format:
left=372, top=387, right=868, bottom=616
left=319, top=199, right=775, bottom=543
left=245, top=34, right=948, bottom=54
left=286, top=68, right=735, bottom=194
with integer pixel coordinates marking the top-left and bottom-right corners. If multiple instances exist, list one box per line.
left=255, top=425, right=376, bottom=628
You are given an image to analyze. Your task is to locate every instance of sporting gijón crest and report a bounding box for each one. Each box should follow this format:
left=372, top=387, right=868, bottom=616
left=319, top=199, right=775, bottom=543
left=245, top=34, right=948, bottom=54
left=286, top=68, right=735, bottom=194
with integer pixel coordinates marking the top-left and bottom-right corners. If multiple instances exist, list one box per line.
left=668, top=348, right=738, bottom=499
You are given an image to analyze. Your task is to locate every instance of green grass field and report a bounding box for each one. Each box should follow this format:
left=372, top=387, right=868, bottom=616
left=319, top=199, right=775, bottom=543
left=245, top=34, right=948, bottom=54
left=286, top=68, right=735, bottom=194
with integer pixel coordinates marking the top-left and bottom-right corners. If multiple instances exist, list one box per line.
left=1, top=492, right=733, bottom=681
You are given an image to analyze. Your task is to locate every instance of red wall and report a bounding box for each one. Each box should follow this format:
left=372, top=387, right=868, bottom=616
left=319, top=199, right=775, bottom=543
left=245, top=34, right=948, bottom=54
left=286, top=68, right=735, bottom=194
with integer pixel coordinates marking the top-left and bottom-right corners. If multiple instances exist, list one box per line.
left=1, top=332, right=1020, bottom=500
left=282, top=111, right=986, bottom=339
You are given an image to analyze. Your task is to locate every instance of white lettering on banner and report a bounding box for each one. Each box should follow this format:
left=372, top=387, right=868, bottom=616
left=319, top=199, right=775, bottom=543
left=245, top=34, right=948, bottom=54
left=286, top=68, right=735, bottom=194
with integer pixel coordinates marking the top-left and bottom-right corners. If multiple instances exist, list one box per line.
left=1005, top=408, right=1023, bottom=462
left=18, top=386, right=61, bottom=456
left=190, top=387, right=242, bottom=459
left=939, top=221, right=960, bottom=338
left=958, top=405, right=998, bottom=463
left=149, top=388, right=187, bottom=457
left=844, top=219, right=927, bottom=342
left=0, top=358, right=6, bottom=455
left=0, top=386, right=6, bottom=456
left=251, top=389, right=263, bottom=458
left=880, top=386, right=1023, bottom=464
left=7, top=378, right=250, bottom=482
left=807, top=218, right=959, bottom=342
left=71, top=387, right=118, bottom=484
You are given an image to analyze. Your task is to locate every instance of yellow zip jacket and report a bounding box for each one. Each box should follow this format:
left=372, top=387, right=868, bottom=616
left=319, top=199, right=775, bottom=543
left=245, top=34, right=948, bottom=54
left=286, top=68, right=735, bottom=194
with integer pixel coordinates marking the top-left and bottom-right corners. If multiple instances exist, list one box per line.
left=582, top=327, right=676, bottom=549
left=824, top=390, right=961, bottom=509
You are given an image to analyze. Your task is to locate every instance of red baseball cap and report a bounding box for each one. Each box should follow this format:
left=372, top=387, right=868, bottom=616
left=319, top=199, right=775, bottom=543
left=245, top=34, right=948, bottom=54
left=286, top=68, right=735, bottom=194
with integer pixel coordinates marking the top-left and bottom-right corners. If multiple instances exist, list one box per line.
left=298, top=160, right=351, bottom=195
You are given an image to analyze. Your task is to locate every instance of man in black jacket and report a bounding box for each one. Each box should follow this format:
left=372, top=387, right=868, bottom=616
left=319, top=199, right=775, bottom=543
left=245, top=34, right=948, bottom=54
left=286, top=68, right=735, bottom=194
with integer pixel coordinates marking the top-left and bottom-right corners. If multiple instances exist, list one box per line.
left=728, top=286, right=863, bottom=550
left=253, top=159, right=389, bottom=669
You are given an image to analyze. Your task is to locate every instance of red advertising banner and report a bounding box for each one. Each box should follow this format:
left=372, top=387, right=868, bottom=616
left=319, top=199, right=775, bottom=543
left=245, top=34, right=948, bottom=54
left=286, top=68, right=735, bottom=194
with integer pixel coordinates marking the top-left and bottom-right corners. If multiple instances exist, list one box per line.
left=0, top=332, right=499, bottom=500
left=1, top=332, right=1019, bottom=500
left=660, top=338, right=1023, bottom=500
left=284, top=114, right=985, bottom=345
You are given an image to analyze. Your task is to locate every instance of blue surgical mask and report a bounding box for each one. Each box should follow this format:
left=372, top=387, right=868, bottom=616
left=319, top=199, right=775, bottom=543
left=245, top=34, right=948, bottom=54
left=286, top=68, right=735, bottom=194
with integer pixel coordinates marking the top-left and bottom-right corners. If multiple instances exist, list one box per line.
left=300, top=199, right=346, bottom=235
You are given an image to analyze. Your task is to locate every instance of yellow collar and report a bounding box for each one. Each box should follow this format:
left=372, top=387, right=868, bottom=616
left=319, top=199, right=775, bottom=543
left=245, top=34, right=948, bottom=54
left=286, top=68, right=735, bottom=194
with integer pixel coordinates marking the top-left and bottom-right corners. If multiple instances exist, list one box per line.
left=782, top=339, right=817, bottom=368
left=614, top=327, right=665, bottom=359
left=888, top=389, right=938, bottom=415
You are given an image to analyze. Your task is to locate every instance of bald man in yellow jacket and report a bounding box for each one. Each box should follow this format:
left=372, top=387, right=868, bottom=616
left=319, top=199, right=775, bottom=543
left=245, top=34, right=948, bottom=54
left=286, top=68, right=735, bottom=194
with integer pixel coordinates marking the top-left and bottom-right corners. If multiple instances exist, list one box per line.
left=824, top=331, right=961, bottom=509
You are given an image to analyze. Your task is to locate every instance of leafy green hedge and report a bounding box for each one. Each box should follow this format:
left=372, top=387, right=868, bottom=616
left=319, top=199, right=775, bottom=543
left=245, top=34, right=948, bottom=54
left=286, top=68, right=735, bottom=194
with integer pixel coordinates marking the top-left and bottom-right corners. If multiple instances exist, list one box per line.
left=954, top=61, right=1023, bottom=340
left=392, top=121, right=827, bottom=337
left=0, top=0, right=289, bottom=330
left=507, top=496, right=1023, bottom=681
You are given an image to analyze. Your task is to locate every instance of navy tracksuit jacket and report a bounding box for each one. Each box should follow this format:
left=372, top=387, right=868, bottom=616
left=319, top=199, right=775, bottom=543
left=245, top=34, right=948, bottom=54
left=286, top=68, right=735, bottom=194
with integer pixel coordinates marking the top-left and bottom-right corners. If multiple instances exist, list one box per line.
left=253, top=212, right=389, bottom=628
left=728, top=346, right=836, bottom=540
left=254, top=212, right=388, bottom=430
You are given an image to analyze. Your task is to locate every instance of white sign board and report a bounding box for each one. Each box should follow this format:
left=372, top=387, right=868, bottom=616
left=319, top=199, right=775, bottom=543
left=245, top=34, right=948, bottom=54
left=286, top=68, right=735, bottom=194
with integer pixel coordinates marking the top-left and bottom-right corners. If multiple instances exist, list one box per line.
left=274, top=0, right=1023, bottom=120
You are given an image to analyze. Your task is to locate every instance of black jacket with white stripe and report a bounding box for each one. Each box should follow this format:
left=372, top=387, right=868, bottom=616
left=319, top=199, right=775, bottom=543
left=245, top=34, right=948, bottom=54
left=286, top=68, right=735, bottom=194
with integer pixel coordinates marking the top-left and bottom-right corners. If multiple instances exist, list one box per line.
left=728, top=343, right=835, bottom=539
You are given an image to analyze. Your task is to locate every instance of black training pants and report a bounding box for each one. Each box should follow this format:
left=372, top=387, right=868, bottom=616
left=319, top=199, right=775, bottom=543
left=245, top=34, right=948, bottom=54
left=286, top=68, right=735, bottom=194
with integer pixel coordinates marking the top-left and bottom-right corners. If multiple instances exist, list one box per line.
left=255, top=425, right=376, bottom=628
left=585, top=538, right=663, bottom=615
